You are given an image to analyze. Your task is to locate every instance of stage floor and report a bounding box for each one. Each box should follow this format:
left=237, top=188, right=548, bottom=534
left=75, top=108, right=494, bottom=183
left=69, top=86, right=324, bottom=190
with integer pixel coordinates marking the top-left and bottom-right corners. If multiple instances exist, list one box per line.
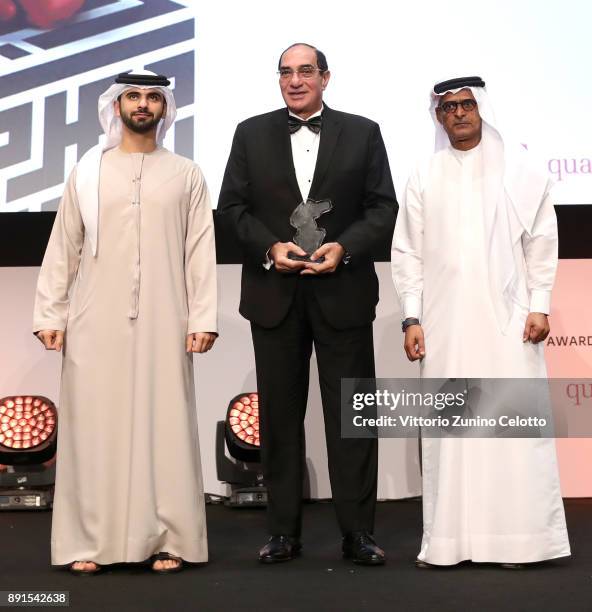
left=0, top=498, right=589, bottom=612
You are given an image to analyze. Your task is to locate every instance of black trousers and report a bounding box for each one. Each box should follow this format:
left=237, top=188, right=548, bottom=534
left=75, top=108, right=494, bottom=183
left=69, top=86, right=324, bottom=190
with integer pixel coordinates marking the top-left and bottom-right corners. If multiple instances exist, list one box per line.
left=251, top=279, right=378, bottom=537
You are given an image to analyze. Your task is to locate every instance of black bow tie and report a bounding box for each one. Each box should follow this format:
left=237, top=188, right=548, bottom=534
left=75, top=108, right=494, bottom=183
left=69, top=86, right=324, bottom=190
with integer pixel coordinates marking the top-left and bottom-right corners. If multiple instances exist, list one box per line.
left=288, top=115, right=322, bottom=134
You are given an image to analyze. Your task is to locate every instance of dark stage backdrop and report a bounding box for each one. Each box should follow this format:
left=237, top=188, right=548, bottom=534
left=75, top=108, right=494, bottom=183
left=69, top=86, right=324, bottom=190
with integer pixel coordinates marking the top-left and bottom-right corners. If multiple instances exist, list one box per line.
left=0, top=205, right=591, bottom=267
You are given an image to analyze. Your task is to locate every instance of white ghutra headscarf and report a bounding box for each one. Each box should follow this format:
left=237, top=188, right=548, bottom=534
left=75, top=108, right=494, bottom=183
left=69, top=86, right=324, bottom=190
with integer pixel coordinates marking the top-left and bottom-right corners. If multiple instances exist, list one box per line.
left=75, top=70, right=177, bottom=256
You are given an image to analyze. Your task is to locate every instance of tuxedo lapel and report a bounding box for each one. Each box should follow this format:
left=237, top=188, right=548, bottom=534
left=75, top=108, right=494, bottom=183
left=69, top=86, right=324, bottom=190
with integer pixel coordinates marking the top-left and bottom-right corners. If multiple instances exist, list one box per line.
left=309, top=106, right=342, bottom=197
left=269, top=109, right=302, bottom=203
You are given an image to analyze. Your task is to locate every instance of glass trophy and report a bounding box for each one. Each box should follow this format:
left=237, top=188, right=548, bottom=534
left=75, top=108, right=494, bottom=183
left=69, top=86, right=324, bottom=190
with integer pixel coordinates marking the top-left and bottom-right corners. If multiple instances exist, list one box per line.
left=287, top=198, right=333, bottom=263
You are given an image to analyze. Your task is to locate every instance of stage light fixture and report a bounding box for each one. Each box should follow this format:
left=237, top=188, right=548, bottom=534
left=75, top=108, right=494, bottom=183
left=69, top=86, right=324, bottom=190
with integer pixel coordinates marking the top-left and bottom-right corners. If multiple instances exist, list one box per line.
left=0, top=395, right=57, bottom=510
left=216, top=392, right=266, bottom=507
left=225, top=393, right=261, bottom=460
left=215, top=392, right=310, bottom=507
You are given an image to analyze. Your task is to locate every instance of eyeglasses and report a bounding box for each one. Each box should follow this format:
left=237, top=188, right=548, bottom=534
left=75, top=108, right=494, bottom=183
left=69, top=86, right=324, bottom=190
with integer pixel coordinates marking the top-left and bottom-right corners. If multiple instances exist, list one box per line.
left=437, top=99, right=478, bottom=114
left=278, top=66, right=324, bottom=80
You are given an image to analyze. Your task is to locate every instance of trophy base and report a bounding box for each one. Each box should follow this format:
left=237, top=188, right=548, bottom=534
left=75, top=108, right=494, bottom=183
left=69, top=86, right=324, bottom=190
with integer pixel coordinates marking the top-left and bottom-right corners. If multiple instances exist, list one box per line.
left=287, top=252, right=326, bottom=263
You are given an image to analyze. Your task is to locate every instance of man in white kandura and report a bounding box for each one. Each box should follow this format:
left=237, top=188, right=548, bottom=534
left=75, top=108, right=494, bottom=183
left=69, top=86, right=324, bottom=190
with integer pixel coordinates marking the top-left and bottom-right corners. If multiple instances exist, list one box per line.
left=391, top=76, right=570, bottom=567
left=33, top=70, right=217, bottom=575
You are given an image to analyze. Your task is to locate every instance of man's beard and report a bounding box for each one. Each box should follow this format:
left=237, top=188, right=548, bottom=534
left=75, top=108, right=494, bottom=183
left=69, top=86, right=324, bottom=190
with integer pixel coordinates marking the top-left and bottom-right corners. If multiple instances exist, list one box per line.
left=120, top=109, right=162, bottom=134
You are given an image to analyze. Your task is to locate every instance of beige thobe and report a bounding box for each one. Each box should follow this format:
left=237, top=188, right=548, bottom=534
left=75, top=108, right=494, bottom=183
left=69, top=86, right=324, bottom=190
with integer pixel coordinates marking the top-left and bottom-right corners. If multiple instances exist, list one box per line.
left=392, top=145, right=570, bottom=565
left=33, top=146, right=217, bottom=565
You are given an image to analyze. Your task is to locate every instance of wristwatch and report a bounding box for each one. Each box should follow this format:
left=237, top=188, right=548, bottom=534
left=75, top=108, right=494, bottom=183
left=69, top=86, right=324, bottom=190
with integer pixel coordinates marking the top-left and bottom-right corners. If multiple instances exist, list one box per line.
left=402, top=317, right=420, bottom=332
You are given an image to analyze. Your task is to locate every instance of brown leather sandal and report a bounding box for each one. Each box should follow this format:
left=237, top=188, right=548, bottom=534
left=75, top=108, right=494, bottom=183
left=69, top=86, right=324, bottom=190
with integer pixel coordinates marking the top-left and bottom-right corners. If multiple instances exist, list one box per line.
left=151, top=552, right=183, bottom=574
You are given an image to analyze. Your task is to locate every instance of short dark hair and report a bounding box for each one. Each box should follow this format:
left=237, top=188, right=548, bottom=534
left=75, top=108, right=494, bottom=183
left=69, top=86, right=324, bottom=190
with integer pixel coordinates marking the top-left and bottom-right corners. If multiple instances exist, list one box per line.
left=277, top=43, right=328, bottom=72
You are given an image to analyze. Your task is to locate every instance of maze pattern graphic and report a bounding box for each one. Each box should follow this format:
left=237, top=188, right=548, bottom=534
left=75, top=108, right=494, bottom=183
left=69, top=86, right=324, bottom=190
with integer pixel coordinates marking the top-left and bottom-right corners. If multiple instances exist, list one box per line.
left=0, top=0, right=195, bottom=211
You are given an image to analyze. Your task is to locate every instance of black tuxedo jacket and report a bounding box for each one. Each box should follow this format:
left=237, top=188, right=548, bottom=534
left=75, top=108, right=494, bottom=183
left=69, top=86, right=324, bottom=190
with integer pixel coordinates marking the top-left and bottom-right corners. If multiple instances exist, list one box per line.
left=218, top=105, right=397, bottom=329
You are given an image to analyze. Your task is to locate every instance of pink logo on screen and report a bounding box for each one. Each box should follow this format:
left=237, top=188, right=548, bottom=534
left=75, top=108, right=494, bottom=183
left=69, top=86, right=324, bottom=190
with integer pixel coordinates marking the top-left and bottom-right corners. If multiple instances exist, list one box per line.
left=521, top=144, right=592, bottom=183
left=547, top=157, right=592, bottom=182
left=0, top=0, right=84, bottom=29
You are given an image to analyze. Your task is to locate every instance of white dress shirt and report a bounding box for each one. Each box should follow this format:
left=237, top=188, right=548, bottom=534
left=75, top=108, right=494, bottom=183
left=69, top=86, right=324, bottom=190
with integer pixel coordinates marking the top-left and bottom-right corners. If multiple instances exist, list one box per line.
left=289, top=105, right=322, bottom=202
left=264, top=105, right=323, bottom=269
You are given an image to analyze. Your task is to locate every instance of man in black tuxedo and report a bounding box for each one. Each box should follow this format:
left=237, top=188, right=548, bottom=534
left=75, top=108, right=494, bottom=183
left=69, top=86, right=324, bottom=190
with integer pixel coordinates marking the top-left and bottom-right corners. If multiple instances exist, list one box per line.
left=218, top=43, right=397, bottom=564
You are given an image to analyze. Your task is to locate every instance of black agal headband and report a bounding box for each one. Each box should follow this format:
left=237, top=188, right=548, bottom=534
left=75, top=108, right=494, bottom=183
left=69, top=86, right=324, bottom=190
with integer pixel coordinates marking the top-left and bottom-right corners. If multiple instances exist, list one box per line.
left=115, top=73, right=171, bottom=87
left=433, top=76, right=485, bottom=94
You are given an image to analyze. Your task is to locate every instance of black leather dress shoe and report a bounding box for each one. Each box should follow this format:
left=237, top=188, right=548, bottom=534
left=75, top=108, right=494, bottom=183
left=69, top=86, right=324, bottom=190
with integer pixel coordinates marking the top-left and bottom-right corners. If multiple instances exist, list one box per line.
left=342, top=532, right=385, bottom=565
left=258, top=536, right=302, bottom=563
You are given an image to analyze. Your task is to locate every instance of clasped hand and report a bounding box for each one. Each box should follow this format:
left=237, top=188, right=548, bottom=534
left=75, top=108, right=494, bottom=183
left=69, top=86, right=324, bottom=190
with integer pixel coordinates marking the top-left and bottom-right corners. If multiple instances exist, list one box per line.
left=186, top=332, right=217, bottom=353
left=522, top=312, right=550, bottom=344
left=270, top=241, right=345, bottom=275
left=404, top=325, right=425, bottom=362
left=35, top=330, right=64, bottom=352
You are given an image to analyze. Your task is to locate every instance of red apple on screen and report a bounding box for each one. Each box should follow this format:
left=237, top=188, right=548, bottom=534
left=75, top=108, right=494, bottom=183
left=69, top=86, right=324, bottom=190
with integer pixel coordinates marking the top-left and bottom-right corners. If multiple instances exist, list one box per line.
left=0, top=0, right=17, bottom=21
left=20, top=0, right=85, bottom=29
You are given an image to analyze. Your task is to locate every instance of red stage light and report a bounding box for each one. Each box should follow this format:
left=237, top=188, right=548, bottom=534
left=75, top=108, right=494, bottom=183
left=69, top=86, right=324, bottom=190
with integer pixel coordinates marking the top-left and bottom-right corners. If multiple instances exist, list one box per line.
left=227, top=394, right=260, bottom=447
left=224, top=393, right=262, bottom=464
left=0, top=396, right=57, bottom=465
left=0, top=396, right=58, bottom=510
left=0, top=397, right=56, bottom=451
left=218, top=392, right=266, bottom=506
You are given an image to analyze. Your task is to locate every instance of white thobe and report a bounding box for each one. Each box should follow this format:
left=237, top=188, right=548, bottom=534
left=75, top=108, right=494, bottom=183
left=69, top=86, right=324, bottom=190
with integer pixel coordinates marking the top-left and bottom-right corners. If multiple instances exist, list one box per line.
left=33, top=146, right=217, bottom=565
left=391, top=144, right=570, bottom=565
